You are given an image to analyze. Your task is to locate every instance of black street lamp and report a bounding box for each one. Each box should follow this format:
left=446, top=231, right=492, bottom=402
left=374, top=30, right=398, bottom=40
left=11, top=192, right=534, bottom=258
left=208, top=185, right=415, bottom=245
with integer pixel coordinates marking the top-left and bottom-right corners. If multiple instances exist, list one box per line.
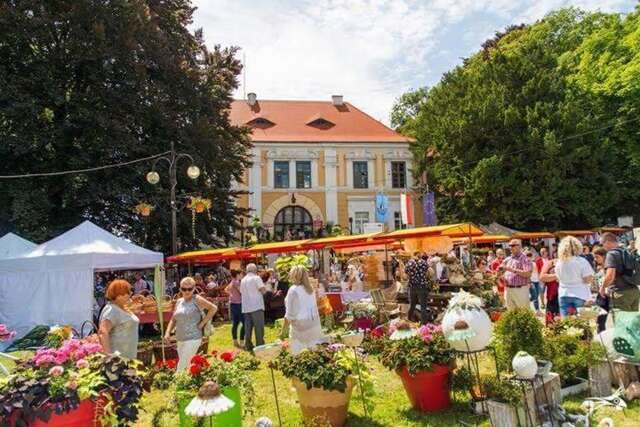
left=146, top=141, right=200, bottom=255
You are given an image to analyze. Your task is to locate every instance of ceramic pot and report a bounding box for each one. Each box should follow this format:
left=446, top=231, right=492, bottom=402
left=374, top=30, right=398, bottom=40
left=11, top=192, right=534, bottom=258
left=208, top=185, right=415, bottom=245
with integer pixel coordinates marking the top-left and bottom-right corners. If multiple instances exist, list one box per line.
left=292, top=377, right=354, bottom=427
left=397, top=364, right=451, bottom=413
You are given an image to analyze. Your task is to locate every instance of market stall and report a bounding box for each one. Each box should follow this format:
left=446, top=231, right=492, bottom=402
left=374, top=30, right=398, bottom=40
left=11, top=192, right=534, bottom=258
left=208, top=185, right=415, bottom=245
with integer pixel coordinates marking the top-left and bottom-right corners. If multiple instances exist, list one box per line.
left=0, top=232, right=37, bottom=260
left=0, top=221, right=163, bottom=340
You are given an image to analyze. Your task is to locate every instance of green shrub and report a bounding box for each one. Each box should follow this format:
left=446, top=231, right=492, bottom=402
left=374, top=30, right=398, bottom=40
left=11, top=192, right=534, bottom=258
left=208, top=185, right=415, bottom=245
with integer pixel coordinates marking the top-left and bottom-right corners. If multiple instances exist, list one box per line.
left=493, top=308, right=544, bottom=369
left=546, top=317, right=593, bottom=341
left=542, top=333, right=606, bottom=387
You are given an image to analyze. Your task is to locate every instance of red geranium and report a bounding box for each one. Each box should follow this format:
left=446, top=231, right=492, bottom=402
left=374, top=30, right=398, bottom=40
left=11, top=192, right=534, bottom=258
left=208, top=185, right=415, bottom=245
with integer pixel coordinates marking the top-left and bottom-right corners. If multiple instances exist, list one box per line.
left=370, top=325, right=385, bottom=339
left=190, top=354, right=209, bottom=368
left=220, top=350, right=235, bottom=362
left=189, top=364, right=202, bottom=376
left=155, top=358, right=178, bottom=370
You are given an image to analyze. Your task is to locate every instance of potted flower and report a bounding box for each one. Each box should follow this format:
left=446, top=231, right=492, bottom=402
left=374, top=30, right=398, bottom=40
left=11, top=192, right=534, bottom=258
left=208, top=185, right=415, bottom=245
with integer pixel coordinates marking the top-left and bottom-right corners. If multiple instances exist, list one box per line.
left=348, top=300, right=377, bottom=331
left=378, top=321, right=455, bottom=413
left=0, top=338, right=144, bottom=426
left=134, top=202, right=154, bottom=217
left=483, top=375, right=531, bottom=427
left=174, top=350, right=259, bottom=427
left=269, top=343, right=374, bottom=427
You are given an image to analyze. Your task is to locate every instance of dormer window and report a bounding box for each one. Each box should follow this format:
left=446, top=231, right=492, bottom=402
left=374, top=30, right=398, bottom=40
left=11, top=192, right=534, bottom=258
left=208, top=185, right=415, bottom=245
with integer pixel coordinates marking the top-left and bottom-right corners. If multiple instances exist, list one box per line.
left=246, top=117, right=275, bottom=129
left=306, top=115, right=335, bottom=129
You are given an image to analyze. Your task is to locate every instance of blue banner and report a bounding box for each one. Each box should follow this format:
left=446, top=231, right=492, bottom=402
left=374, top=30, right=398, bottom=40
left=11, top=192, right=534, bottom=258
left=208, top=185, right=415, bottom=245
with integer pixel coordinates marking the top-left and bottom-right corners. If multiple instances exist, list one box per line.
left=422, top=192, right=437, bottom=225
left=375, top=193, right=389, bottom=223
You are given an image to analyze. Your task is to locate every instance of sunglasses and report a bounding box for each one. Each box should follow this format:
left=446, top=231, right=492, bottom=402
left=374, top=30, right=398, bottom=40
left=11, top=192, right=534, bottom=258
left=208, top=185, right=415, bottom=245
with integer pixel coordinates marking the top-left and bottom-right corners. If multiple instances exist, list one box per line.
left=181, top=287, right=194, bottom=292
left=509, top=244, right=520, bottom=247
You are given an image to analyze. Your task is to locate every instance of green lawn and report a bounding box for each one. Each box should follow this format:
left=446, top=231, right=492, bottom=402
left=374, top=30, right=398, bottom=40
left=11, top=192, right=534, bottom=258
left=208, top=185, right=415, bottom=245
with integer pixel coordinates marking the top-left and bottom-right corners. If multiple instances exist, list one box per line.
left=135, top=323, right=640, bottom=427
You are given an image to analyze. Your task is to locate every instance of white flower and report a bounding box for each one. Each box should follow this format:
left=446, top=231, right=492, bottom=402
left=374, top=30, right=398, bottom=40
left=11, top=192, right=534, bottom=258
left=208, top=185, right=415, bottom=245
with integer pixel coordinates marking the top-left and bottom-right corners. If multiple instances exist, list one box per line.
left=185, top=394, right=235, bottom=418
left=565, top=327, right=583, bottom=338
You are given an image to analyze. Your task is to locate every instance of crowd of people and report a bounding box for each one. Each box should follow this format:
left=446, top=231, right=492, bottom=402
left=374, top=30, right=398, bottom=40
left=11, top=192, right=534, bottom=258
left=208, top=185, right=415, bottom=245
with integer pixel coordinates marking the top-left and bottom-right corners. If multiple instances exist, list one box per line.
left=399, top=232, right=640, bottom=331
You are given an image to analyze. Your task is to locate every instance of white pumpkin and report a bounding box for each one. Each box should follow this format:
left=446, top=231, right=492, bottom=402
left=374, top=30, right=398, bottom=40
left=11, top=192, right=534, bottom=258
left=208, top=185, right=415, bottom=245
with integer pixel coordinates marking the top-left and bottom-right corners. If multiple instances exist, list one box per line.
left=512, top=351, right=537, bottom=379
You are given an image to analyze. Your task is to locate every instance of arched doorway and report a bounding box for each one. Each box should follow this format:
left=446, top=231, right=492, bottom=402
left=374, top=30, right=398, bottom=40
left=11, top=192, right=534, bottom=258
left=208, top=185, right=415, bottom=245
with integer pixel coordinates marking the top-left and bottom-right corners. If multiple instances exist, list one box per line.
left=273, top=206, right=313, bottom=240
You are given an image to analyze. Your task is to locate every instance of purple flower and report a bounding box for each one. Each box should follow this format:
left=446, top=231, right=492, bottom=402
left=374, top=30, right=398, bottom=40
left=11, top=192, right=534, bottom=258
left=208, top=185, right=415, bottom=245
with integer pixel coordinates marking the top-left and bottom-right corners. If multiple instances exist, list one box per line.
left=328, top=343, right=346, bottom=352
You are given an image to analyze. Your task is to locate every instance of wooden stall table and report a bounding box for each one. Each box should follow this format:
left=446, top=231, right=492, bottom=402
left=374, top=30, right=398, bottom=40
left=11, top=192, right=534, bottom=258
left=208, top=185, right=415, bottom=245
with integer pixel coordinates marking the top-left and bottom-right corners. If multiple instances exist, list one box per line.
left=137, top=310, right=172, bottom=325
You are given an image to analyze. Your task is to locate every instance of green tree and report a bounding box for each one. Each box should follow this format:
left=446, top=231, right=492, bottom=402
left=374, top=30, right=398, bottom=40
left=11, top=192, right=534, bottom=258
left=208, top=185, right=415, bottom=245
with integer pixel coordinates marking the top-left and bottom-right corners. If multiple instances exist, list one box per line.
left=390, top=86, right=428, bottom=135
left=400, top=8, right=640, bottom=230
left=0, top=0, right=251, bottom=253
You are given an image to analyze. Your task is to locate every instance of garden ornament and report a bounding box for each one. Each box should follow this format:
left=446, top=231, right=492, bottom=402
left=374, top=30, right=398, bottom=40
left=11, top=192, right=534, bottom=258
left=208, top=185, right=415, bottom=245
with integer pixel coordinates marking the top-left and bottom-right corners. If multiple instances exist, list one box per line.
left=612, top=311, right=640, bottom=362
left=441, top=290, right=492, bottom=352
left=512, top=351, right=538, bottom=379
left=185, top=381, right=235, bottom=418
left=581, top=387, right=627, bottom=412
left=254, top=417, right=274, bottom=427
left=389, top=319, right=417, bottom=340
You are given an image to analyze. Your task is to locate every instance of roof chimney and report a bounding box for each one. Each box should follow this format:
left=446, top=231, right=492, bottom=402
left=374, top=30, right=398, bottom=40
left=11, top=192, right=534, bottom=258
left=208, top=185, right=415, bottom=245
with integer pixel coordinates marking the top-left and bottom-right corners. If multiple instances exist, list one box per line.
left=332, top=95, right=344, bottom=106
left=247, top=92, right=257, bottom=106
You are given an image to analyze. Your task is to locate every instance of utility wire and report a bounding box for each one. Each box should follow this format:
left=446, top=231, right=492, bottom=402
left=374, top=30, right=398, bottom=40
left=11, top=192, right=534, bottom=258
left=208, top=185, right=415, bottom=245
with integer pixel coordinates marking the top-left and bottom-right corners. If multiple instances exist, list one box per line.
left=0, top=151, right=172, bottom=179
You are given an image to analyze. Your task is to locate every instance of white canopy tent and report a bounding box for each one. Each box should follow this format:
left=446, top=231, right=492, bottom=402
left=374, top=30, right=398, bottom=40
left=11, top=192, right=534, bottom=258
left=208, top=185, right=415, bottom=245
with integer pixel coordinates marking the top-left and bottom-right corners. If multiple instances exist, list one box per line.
left=0, top=232, right=37, bottom=259
left=0, top=221, right=164, bottom=340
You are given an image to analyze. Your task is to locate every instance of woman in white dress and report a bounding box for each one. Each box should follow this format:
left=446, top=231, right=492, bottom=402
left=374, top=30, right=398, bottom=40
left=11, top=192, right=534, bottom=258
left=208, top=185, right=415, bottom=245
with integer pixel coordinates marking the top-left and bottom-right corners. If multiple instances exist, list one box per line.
left=279, top=265, right=323, bottom=354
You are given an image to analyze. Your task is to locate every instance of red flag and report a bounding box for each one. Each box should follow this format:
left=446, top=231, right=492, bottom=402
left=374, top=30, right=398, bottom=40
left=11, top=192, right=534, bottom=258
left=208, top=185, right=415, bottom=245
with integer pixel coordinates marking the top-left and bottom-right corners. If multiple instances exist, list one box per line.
left=400, top=193, right=413, bottom=225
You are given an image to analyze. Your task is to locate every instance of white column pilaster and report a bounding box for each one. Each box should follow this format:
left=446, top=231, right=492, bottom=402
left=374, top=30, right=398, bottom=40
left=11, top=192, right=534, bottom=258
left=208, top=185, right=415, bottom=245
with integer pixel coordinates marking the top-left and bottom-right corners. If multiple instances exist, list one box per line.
left=325, top=149, right=338, bottom=224
left=249, top=147, right=262, bottom=218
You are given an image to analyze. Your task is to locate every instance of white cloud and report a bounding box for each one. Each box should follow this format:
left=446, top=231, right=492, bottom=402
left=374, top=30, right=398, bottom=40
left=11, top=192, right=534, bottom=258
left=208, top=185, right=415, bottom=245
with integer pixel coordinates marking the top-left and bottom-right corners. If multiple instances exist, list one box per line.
left=191, top=0, right=635, bottom=125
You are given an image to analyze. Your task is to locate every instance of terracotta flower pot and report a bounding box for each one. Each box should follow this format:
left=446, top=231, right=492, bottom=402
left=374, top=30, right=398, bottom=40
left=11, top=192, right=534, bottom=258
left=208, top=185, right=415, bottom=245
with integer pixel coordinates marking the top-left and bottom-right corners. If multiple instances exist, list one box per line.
left=140, top=206, right=151, bottom=217
left=397, top=364, right=451, bottom=413
left=489, top=311, right=502, bottom=322
left=195, top=202, right=205, bottom=213
left=292, top=377, right=354, bottom=427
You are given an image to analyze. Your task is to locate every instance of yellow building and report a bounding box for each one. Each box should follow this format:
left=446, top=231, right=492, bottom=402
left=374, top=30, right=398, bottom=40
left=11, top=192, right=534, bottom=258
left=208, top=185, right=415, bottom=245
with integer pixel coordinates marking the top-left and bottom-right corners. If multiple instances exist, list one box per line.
left=230, top=94, right=422, bottom=240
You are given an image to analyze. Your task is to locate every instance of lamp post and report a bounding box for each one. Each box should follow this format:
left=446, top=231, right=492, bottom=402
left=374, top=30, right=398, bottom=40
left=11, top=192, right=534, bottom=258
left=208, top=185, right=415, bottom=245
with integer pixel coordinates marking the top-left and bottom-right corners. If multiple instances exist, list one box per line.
left=146, top=141, right=200, bottom=255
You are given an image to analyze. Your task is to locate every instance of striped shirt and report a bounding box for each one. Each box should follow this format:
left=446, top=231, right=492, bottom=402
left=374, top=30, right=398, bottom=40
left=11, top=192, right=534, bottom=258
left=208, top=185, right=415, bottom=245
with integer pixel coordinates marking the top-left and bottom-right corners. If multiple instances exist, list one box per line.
left=502, top=253, right=532, bottom=288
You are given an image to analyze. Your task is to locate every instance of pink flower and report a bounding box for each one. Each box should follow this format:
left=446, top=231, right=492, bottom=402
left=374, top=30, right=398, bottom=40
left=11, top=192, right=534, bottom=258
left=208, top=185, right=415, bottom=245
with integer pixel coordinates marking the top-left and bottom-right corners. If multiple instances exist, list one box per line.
left=49, top=366, right=64, bottom=376
left=75, top=359, right=89, bottom=369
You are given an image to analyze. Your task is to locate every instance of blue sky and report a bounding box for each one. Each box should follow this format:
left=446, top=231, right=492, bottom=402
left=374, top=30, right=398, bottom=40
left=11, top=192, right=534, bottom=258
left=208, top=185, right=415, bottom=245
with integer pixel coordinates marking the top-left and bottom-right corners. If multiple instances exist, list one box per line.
left=192, top=0, right=635, bottom=125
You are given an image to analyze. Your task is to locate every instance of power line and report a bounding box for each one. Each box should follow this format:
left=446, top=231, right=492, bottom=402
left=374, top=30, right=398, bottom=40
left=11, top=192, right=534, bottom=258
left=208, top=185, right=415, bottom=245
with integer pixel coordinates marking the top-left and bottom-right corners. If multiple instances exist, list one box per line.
left=0, top=151, right=172, bottom=179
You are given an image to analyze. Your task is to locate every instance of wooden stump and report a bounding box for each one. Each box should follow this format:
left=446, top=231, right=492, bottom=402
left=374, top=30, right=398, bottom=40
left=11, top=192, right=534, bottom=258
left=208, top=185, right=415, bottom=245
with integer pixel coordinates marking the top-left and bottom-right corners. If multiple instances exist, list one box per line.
left=611, top=357, right=640, bottom=387
left=589, top=362, right=613, bottom=397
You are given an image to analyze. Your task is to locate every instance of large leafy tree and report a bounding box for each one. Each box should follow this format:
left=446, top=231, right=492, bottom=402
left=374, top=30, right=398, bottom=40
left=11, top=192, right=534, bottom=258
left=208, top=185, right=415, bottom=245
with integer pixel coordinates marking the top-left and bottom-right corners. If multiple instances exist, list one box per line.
left=401, top=8, right=640, bottom=230
left=0, top=1, right=251, bottom=253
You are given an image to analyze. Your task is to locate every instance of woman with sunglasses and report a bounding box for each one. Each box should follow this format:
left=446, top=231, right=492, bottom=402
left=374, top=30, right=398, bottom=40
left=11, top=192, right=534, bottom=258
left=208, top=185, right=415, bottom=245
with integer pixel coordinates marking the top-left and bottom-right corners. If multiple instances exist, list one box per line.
left=165, top=277, right=218, bottom=372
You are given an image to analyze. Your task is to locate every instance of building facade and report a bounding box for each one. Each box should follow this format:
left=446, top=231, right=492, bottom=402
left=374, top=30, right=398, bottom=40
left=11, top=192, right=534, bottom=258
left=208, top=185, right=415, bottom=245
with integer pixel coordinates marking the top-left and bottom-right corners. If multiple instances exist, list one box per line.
left=230, top=94, right=422, bottom=240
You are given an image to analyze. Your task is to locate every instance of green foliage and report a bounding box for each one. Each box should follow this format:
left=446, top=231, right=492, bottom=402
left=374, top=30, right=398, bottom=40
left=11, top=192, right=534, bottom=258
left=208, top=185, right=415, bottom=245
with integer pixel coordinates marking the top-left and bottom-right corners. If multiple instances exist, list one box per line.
left=151, top=370, right=174, bottom=391
left=493, top=308, right=544, bottom=369
left=270, top=344, right=375, bottom=411
left=379, top=334, right=455, bottom=376
left=274, top=254, right=311, bottom=279
left=0, top=1, right=251, bottom=252
left=451, top=366, right=474, bottom=393
left=397, top=7, right=640, bottom=228
left=542, top=332, right=606, bottom=386
left=482, top=375, right=522, bottom=406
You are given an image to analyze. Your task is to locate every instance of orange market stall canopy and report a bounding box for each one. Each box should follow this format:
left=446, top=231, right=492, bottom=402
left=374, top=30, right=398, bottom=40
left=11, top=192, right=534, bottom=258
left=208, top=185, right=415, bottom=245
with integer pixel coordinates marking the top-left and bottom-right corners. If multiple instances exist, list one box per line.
left=452, top=234, right=511, bottom=245
left=554, top=230, right=597, bottom=238
left=375, top=223, right=484, bottom=255
left=512, top=232, right=555, bottom=240
left=593, top=227, right=626, bottom=234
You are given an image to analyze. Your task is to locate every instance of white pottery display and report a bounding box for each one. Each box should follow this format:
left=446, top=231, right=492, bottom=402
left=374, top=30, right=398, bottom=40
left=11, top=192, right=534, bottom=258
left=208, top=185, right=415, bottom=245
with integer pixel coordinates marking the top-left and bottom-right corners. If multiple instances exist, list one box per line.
left=512, top=351, right=538, bottom=379
left=340, top=331, right=364, bottom=347
left=442, top=292, right=492, bottom=352
left=253, top=342, right=283, bottom=362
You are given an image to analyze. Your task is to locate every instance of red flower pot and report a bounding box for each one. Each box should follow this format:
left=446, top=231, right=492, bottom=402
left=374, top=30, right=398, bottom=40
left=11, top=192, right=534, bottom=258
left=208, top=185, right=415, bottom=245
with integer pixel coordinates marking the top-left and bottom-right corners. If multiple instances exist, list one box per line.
left=352, top=317, right=374, bottom=331
left=397, top=364, right=451, bottom=413
left=489, top=311, right=502, bottom=322
left=10, top=398, right=104, bottom=427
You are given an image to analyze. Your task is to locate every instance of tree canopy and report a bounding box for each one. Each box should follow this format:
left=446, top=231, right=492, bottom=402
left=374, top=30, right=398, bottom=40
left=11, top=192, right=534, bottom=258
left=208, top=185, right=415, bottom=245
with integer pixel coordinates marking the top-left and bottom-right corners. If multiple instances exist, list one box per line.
left=0, top=0, right=251, bottom=253
left=398, top=7, right=640, bottom=230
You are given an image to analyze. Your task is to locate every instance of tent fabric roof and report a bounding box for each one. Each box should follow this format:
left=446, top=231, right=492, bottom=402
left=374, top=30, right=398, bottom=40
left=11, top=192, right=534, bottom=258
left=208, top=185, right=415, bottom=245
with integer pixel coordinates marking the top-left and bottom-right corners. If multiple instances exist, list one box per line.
left=452, top=235, right=511, bottom=244
left=480, top=222, right=519, bottom=236
left=512, top=232, right=555, bottom=240
left=0, top=233, right=37, bottom=259
left=378, top=223, right=484, bottom=240
left=0, top=221, right=163, bottom=272
left=554, top=230, right=596, bottom=237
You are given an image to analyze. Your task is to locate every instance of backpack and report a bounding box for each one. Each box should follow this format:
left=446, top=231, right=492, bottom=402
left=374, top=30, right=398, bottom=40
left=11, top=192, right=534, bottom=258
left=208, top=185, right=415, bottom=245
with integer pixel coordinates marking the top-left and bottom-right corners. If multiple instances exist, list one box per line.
left=615, top=248, right=640, bottom=287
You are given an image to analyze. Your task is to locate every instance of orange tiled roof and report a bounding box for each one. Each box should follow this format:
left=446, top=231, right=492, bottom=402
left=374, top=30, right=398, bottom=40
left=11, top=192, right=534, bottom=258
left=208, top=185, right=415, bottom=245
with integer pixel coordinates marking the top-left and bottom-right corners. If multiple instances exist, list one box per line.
left=230, top=99, right=413, bottom=143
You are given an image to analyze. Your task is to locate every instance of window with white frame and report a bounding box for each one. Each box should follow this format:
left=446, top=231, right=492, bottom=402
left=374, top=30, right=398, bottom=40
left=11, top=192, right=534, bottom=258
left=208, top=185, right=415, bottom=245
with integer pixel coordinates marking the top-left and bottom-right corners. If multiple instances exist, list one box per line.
left=296, top=161, right=312, bottom=189
left=353, top=161, right=368, bottom=189
left=394, top=211, right=402, bottom=230
left=354, top=211, right=369, bottom=234
left=391, top=161, right=407, bottom=188
left=274, top=161, right=289, bottom=188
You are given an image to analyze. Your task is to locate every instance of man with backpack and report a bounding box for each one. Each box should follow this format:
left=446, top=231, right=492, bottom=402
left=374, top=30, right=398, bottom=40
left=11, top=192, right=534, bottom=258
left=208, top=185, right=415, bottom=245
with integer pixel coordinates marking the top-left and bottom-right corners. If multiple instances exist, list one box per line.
left=600, top=232, right=640, bottom=312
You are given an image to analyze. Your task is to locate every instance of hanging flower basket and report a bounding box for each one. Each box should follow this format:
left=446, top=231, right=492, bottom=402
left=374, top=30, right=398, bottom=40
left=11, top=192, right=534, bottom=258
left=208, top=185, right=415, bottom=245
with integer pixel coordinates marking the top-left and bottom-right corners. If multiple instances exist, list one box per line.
left=134, top=202, right=154, bottom=217
left=188, top=196, right=213, bottom=238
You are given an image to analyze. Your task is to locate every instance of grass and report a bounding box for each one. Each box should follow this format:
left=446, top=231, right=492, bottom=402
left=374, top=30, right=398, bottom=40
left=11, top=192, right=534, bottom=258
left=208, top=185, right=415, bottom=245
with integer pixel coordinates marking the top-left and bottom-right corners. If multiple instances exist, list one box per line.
left=134, top=323, right=640, bottom=426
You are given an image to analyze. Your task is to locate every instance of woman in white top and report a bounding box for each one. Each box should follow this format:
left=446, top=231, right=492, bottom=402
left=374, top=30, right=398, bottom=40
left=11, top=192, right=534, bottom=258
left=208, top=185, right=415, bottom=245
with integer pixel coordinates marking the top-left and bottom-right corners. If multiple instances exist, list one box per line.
left=279, top=265, right=323, bottom=354
left=554, top=236, right=594, bottom=317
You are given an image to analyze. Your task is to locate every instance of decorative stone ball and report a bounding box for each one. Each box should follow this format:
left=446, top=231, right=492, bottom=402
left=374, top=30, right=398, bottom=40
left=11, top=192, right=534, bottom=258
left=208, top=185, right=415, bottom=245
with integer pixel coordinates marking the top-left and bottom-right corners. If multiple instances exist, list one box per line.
left=442, top=307, right=492, bottom=352
left=512, top=351, right=538, bottom=379
left=198, top=381, right=221, bottom=399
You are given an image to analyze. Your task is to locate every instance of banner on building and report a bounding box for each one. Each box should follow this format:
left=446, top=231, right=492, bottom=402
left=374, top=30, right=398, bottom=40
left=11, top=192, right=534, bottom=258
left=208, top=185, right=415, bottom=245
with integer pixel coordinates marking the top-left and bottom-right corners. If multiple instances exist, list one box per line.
left=422, top=192, right=437, bottom=226
left=375, top=193, right=389, bottom=223
left=400, top=193, right=414, bottom=226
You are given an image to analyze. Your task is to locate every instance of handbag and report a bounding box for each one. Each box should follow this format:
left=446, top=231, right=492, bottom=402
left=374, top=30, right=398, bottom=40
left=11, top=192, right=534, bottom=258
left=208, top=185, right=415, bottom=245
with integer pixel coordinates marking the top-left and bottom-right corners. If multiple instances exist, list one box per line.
left=198, top=301, right=214, bottom=338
